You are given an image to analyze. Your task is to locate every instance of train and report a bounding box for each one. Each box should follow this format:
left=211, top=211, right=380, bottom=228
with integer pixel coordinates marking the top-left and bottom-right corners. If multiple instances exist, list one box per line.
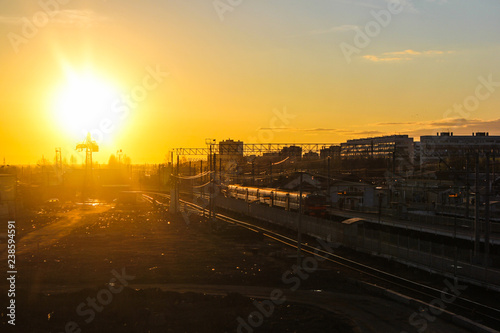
left=225, top=185, right=328, bottom=216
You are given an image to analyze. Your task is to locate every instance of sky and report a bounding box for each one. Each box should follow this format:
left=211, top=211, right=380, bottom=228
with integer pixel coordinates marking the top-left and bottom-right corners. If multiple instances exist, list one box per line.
left=0, top=0, right=499, bottom=164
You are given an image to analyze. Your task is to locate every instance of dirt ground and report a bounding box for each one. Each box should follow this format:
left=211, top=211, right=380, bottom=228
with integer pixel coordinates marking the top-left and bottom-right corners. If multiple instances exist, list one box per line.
left=0, top=200, right=357, bottom=332
left=0, top=199, right=478, bottom=332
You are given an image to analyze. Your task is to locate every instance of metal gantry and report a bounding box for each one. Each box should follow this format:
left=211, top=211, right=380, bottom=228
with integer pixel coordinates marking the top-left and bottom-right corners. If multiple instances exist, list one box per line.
left=175, top=143, right=340, bottom=156
left=76, top=133, right=99, bottom=188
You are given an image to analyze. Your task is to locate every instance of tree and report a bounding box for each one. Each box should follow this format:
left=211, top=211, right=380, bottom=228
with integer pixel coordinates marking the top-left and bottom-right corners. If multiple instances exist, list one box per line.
left=108, top=154, right=118, bottom=168
left=37, top=155, right=49, bottom=166
left=122, top=155, right=131, bottom=165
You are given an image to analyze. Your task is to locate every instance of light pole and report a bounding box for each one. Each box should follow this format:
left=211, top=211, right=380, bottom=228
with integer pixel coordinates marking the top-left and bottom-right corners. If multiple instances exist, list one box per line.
left=205, top=139, right=216, bottom=221
left=297, top=171, right=303, bottom=266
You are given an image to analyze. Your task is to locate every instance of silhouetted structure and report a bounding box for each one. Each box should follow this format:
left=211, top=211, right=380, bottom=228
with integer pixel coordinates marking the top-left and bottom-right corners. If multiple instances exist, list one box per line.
left=420, top=132, right=500, bottom=167
left=76, top=133, right=99, bottom=192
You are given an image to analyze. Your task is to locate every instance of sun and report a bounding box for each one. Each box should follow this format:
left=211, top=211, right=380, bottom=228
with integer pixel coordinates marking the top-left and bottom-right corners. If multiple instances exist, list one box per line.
left=54, top=70, right=121, bottom=142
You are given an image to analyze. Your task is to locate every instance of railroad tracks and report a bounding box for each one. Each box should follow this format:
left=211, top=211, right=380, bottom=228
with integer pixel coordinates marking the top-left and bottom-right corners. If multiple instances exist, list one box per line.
left=143, top=192, right=500, bottom=331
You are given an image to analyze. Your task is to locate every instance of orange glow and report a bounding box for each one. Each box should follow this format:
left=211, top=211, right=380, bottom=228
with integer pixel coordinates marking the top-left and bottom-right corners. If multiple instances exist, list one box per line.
left=0, top=2, right=499, bottom=165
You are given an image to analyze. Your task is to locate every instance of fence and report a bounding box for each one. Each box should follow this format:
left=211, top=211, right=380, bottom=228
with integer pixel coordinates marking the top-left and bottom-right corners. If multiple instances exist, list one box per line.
left=216, top=196, right=500, bottom=288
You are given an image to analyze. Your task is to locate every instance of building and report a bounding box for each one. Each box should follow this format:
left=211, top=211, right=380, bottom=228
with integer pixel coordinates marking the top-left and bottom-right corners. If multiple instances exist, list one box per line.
left=218, top=139, right=244, bottom=163
left=340, top=135, right=414, bottom=171
left=419, top=132, right=500, bottom=167
left=281, top=172, right=324, bottom=191
left=303, top=151, right=319, bottom=160
left=413, top=142, right=421, bottom=167
left=320, top=145, right=341, bottom=160
left=329, top=179, right=376, bottom=209
left=280, top=145, right=302, bottom=159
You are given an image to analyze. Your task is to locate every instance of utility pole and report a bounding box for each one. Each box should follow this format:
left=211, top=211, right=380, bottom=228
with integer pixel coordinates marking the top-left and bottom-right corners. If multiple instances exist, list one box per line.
left=209, top=142, right=212, bottom=220
left=327, top=156, right=331, bottom=195
left=378, top=192, right=383, bottom=224
left=176, top=155, right=180, bottom=211
left=485, top=152, right=491, bottom=266
left=201, top=159, right=205, bottom=217
left=213, top=156, right=217, bottom=186
left=213, top=150, right=217, bottom=219
left=390, top=149, right=396, bottom=207
left=206, top=138, right=216, bottom=221
left=297, top=171, right=303, bottom=267
left=493, top=153, right=496, bottom=189
left=251, top=160, right=255, bottom=186
left=465, top=154, right=470, bottom=219
left=55, top=147, right=62, bottom=171
left=188, top=161, right=192, bottom=200
left=269, top=161, right=273, bottom=186
left=474, top=153, right=480, bottom=257
left=169, top=152, right=179, bottom=213
left=392, top=149, right=396, bottom=175
left=158, top=164, right=161, bottom=191
left=177, top=155, right=180, bottom=175
left=454, top=214, right=458, bottom=277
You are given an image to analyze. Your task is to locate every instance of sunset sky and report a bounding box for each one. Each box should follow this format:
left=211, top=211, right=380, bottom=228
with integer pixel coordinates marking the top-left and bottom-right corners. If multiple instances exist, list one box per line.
left=1, top=0, right=500, bottom=164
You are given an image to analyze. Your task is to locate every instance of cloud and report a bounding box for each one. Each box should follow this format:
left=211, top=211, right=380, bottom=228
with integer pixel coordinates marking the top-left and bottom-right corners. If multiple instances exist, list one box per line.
left=290, top=24, right=359, bottom=38
left=376, top=118, right=500, bottom=138
left=363, top=49, right=453, bottom=62
left=352, top=130, right=385, bottom=136
left=384, top=49, right=423, bottom=56
left=332, top=0, right=381, bottom=9
left=258, top=127, right=339, bottom=133
left=384, top=0, right=449, bottom=14
left=257, top=118, right=500, bottom=141
left=0, top=10, right=108, bottom=28
left=363, top=55, right=411, bottom=62
left=377, top=122, right=412, bottom=125
left=258, top=127, right=385, bottom=137
left=392, top=0, right=418, bottom=13
left=311, top=25, right=359, bottom=35
left=377, top=118, right=497, bottom=128
left=425, top=0, right=448, bottom=4
left=383, top=50, right=446, bottom=56
left=52, top=9, right=109, bottom=27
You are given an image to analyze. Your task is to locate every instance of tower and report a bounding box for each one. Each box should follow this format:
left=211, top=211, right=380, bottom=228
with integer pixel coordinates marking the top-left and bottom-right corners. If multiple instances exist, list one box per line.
left=76, top=133, right=99, bottom=191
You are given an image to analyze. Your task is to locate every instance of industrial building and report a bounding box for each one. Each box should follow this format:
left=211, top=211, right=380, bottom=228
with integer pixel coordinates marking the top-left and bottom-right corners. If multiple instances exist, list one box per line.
left=280, top=145, right=302, bottom=159
left=420, top=132, right=500, bottom=167
left=320, top=145, right=341, bottom=160
left=218, top=139, right=244, bottom=163
left=340, top=135, right=414, bottom=164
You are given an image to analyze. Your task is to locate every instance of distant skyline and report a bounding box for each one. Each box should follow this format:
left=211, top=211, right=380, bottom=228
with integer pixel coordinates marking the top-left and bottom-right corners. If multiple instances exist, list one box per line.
left=1, top=0, right=499, bottom=164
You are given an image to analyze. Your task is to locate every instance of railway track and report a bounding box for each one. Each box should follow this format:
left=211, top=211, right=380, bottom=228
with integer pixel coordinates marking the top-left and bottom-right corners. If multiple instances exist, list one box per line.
left=142, top=192, right=500, bottom=331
